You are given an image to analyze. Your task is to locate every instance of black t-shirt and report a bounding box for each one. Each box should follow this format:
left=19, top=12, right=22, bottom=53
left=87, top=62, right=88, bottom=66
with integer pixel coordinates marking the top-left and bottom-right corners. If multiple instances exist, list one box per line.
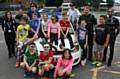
left=78, top=14, right=97, bottom=34
left=94, top=24, right=110, bottom=45
left=106, top=16, right=119, bottom=32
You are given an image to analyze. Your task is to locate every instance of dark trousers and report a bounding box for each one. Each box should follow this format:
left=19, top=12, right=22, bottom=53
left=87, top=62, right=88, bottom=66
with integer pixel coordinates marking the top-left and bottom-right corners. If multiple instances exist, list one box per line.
left=88, top=34, right=93, bottom=61
left=103, top=32, right=117, bottom=64
left=60, top=32, right=74, bottom=48
left=50, top=33, right=58, bottom=45
left=79, top=41, right=87, bottom=60
left=4, top=32, right=16, bottom=57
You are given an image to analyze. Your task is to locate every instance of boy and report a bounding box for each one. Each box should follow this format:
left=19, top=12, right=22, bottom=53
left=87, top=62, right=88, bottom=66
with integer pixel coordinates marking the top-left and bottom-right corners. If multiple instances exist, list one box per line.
left=20, top=43, right=38, bottom=77
left=76, top=20, right=88, bottom=66
left=16, top=17, right=30, bottom=68
left=92, top=15, right=110, bottom=67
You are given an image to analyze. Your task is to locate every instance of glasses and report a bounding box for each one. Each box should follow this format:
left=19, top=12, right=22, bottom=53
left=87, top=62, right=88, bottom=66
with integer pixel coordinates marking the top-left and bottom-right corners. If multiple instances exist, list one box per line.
left=44, top=46, right=49, bottom=48
left=30, top=45, right=35, bottom=48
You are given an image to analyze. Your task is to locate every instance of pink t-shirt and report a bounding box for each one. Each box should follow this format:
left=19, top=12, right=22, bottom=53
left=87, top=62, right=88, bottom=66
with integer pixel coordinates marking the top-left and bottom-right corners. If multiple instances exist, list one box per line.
left=47, top=22, right=61, bottom=38
left=54, top=57, right=74, bottom=77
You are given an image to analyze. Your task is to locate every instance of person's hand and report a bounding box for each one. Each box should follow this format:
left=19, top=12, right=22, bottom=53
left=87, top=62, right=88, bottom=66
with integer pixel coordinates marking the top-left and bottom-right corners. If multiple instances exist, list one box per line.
left=84, top=44, right=87, bottom=49
left=104, top=43, right=108, bottom=48
left=64, top=35, right=67, bottom=39
left=34, top=33, right=38, bottom=38
left=45, top=34, right=47, bottom=38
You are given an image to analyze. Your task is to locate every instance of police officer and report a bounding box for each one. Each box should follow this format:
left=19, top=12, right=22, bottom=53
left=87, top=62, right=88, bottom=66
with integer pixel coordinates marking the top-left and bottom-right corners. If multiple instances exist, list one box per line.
left=2, top=11, right=17, bottom=58
left=78, top=4, right=97, bottom=61
left=103, top=7, right=120, bottom=67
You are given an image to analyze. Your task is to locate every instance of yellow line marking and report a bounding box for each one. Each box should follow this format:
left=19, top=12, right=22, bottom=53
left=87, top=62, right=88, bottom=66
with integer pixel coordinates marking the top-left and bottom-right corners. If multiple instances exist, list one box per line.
left=101, top=70, right=120, bottom=75
left=91, top=67, right=98, bottom=79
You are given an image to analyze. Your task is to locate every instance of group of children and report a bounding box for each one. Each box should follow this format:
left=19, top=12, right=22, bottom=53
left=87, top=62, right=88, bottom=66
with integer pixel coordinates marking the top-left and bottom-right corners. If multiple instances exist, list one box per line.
left=2, top=2, right=114, bottom=79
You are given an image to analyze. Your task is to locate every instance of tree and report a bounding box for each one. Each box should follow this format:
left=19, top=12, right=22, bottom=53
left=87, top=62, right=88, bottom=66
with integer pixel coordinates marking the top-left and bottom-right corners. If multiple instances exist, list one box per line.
left=45, top=0, right=63, bottom=7
left=106, top=0, right=114, bottom=7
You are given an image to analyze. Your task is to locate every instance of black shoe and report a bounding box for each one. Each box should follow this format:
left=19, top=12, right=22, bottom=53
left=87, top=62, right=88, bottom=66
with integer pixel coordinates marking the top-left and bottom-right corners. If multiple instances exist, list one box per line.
left=107, top=63, right=111, bottom=67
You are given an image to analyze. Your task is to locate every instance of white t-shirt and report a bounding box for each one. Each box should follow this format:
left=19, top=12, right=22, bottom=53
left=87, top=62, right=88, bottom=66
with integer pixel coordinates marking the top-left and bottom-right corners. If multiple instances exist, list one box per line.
left=41, top=20, right=50, bottom=31
left=67, top=8, right=81, bottom=22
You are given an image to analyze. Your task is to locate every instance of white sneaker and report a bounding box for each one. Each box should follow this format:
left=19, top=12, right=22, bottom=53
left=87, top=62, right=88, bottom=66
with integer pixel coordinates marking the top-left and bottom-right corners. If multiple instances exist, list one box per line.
left=81, top=59, right=87, bottom=66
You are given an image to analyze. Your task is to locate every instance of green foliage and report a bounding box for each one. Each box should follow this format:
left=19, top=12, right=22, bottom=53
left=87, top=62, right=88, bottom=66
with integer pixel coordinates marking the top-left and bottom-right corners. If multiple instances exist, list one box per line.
left=45, top=0, right=63, bottom=7
left=106, top=0, right=114, bottom=7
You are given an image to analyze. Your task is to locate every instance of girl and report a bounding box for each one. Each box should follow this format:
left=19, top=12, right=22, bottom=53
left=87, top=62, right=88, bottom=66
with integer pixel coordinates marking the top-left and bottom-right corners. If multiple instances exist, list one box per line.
left=48, top=15, right=61, bottom=45
left=54, top=49, right=74, bottom=79
left=41, top=13, right=49, bottom=39
left=60, top=13, right=74, bottom=49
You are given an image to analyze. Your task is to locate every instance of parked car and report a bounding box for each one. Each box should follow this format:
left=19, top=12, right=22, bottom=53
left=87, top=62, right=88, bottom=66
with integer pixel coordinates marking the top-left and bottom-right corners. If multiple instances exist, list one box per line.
left=39, top=7, right=62, bottom=20
left=113, top=11, right=120, bottom=23
left=34, top=23, right=82, bottom=66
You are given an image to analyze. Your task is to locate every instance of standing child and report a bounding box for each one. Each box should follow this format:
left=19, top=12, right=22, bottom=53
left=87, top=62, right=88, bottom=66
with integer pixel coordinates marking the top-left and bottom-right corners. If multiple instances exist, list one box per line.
left=16, top=17, right=30, bottom=68
left=92, top=15, right=110, bottom=67
left=76, top=20, right=88, bottom=66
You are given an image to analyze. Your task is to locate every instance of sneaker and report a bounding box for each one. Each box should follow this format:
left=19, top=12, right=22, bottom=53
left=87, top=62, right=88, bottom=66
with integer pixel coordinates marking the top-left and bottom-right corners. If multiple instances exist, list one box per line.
left=92, top=61, right=98, bottom=65
left=81, top=59, right=87, bottom=66
left=15, top=61, right=20, bottom=68
left=96, top=62, right=102, bottom=67
left=43, top=77, right=49, bottom=79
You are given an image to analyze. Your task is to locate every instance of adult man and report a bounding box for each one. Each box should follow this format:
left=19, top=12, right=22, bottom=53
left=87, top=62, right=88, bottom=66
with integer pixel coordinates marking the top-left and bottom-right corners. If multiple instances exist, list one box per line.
left=78, top=4, right=97, bottom=61
left=103, top=7, right=120, bottom=67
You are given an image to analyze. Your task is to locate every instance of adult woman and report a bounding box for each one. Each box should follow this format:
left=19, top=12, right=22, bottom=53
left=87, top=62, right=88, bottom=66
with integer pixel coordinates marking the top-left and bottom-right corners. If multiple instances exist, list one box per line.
left=48, top=15, right=61, bottom=45
left=2, top=11, right=17, bottom=58
left=54, top=49, right=74, bottom=79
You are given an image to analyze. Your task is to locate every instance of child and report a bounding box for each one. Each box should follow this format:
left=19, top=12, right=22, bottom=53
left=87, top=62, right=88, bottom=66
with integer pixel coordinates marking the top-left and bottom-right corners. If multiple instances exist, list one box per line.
left=92, top=15, right=110, bottom=67
left=20, top=43, right=38, bottom=77
left=41, top=13, right=49, bottom=39
left=16, top=17, right=30, bottom=68
left=54, top=49, right=74, bottom=79
left=59, top=13, right=74, bottom=49
left=76, top=20, right=88, bottom=66
left=38, top=43, right=54, bottom=79
left=47, top=15, right=61, bottom=45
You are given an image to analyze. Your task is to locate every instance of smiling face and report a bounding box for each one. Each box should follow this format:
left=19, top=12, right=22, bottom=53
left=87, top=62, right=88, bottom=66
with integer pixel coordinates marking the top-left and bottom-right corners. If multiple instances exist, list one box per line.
left=44, top=44, right=50, bottom=53
left=64, top=50, right=70, bottom=59
left=6, top=12, right=12, bottom=19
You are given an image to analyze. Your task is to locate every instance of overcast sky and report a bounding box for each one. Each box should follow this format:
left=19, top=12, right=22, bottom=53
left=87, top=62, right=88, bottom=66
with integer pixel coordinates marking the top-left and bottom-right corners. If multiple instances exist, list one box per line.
left=115, top=0, right=120, bottom=3
left=102, top=0, right=120, bottom=3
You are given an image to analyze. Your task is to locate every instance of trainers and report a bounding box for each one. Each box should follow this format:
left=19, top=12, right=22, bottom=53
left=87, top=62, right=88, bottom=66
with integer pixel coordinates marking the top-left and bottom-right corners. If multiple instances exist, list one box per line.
left=92, top=61, right=98, bottom=65
left=15, top=61, right=20, bottom=68
left=43, top=77, right=49, bottom=79
left=96, top=62, right=102, bottom=67
left=81, top=59, right=87, bottom=66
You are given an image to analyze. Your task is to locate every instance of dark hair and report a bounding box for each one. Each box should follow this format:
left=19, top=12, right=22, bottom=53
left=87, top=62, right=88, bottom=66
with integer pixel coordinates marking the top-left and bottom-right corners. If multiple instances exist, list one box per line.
left=30, top=3, right=37, bottom=8
left=78, top=19, right=86, bottom=25
left=62, top=48, right=72, bottom=60
left=20, top=16, right=28, bottom=22
left=100, top=15, right=107, bottom=20
left=4, top=11, right=13, bottom=21
left=51, top=15, right=59, bottom=22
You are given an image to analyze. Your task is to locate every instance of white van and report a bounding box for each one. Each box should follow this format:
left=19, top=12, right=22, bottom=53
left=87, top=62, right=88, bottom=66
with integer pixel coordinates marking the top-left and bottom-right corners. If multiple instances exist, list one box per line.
left=61, top=3, right=71, bottom=13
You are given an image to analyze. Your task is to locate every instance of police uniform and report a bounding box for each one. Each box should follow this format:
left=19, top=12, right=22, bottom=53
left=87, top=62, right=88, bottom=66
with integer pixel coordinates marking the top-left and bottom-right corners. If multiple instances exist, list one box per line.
left=2, top=19, right=17, bottom=58
left=78, top=13, right=97, bottom=61
left=103, top=16, right=119, bottom=66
